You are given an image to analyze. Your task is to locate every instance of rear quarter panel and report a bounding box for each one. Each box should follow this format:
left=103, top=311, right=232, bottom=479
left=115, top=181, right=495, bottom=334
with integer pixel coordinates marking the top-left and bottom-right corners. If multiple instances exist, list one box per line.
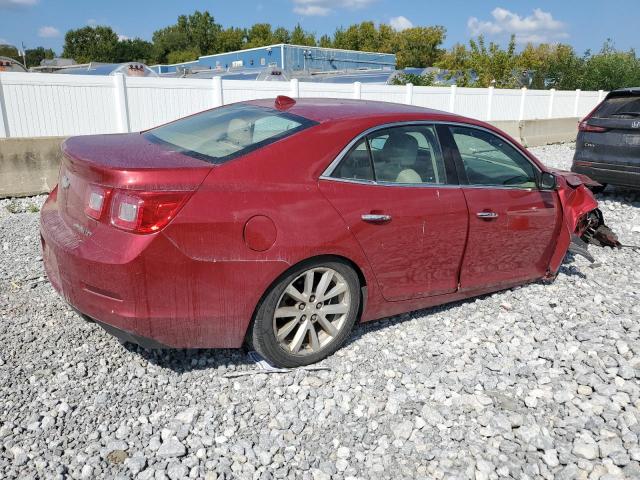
left=160, top=121, right=383, bottom=347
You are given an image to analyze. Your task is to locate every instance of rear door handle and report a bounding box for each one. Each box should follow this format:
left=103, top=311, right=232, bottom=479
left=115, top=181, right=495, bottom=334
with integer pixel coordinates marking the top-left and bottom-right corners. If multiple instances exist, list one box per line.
left=476, top=211, right=499, bottom=219
left=361, top=214, right=392, bottom=223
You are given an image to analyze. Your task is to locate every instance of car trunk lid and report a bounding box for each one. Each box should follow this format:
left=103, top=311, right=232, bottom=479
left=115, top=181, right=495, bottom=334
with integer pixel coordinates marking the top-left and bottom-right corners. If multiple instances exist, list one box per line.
left=58, top=133, right=212, bottom=232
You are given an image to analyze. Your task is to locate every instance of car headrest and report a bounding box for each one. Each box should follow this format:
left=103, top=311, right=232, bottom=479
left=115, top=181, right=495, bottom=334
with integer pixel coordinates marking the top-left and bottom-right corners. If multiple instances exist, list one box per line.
left=382, top=133, right=418, bottom=166
left=227, top=118, right=252, bottom=146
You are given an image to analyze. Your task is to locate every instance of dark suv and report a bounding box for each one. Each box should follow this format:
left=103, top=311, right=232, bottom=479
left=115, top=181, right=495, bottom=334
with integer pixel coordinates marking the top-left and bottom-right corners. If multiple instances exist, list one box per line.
left=572, top=88, right=640, bottom=191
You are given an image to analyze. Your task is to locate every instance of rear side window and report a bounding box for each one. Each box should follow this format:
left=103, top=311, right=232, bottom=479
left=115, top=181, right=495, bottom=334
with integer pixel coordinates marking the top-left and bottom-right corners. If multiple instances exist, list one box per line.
left=368, top=126, right=446, bottom=184
left=593, top=95, right=640, bottom=119
left=144, top=104, right=317, bottom=164
left=331, top=139, right=374, bottom=181
left=331, top=125, right=447, bottom=185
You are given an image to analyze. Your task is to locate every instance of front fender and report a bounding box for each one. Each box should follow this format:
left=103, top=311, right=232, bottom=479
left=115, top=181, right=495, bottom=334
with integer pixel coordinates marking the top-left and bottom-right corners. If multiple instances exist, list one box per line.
left=547, top=175, right=599, bottom=274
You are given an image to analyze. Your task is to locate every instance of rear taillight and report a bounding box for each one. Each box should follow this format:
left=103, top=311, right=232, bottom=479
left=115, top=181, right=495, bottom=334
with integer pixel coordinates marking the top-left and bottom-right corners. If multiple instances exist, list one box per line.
left=84, top=185, right=111, bottom=220
left=578, top=120, right=608, bottom=133
left=110, top=190, right=190, bottom=234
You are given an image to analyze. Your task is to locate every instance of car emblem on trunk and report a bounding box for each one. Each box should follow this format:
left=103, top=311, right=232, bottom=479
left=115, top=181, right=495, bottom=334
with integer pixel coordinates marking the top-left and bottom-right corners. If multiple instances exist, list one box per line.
left=61, top=175, right=71, bottom=189
left=632, top=121, right=640, bottom=129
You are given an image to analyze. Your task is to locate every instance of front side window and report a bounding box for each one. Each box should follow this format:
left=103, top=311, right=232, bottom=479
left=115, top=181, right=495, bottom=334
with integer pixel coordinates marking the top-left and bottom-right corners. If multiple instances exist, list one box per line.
left=450, top=126, right=537, bottom=188
left=144, top=104, right=316, bottom=164
left=331, top=125, right=447, bottom=185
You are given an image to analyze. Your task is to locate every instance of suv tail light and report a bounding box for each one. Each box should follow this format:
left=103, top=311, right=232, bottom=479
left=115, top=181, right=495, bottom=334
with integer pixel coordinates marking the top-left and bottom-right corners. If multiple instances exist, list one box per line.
left=110, top=191, right=191, bottom=234
left=578, top=120, right=608, bottom=133
left=578, top=101, right=608, bottom=133
left=84, top=185, right=111, bottom=220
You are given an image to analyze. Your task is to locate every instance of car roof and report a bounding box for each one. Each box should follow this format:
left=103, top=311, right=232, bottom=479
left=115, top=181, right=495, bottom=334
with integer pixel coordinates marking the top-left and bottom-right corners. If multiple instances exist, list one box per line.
left=608, top=87, right=640, bottom=96
left=246, top=97, right=455, bottom=123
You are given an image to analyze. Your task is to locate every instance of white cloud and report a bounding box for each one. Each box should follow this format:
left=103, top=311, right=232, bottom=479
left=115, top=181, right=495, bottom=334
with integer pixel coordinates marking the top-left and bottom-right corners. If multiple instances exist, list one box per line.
left=0, top=0, right=38, bottom=9
left=389, top=16, right=413, bottom=31
left=118, top=34, right=130, bottom=41
left=468, top=8, right=568, bottom=44
left=292, top=0, right=374, bottom=16
left=38, top=26, right=60, bottom=38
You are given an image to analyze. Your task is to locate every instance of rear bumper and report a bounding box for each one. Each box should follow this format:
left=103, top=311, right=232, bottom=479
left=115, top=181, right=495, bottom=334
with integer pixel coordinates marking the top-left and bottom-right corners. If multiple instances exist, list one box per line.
left=572, top=163, right=640, bottom=189
left=39, top=191, right=285, bottom=349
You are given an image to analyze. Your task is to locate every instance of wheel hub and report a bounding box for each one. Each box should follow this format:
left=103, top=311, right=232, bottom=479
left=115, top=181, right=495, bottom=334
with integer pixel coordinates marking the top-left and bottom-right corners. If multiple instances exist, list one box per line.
left=272, top=267, right=351, bottom=356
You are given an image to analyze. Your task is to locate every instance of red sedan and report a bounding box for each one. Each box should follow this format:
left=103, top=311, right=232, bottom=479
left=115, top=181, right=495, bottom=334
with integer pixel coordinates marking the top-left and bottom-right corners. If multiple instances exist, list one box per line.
left=40, top=97, right=611, bottom=367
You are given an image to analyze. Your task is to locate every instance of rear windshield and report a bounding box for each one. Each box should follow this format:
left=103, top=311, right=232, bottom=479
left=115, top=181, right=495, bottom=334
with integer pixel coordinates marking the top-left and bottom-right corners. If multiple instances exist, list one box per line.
left=594, top=95, right=640, bottom=119
left=144, top=104, right=316, bottom=164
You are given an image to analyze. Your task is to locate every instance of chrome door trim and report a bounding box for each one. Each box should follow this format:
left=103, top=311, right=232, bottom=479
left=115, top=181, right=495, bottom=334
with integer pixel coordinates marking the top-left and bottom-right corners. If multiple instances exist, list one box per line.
left=319, top=120, right=543, bottom=192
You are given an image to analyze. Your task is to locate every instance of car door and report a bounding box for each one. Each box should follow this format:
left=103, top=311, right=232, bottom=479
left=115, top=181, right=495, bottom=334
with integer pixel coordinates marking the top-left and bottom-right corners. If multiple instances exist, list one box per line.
left=318, top=124, right=468, bottom=301
left=444, top=125, right=562, bottom=291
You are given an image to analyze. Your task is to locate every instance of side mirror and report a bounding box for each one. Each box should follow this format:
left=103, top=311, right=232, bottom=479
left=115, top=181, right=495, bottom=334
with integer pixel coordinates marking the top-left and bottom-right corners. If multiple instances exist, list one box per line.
left=539, top=172, right=557, bottom=190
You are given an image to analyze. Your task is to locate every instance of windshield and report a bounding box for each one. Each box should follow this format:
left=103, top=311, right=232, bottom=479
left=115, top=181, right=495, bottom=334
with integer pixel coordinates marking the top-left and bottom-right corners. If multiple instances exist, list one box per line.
left=144, top=104, right=316, bottom=164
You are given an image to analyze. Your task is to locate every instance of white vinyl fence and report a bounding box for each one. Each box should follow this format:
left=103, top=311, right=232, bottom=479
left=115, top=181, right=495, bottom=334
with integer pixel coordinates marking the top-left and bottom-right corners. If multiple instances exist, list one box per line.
left=0, top=72, right=606, bottom=139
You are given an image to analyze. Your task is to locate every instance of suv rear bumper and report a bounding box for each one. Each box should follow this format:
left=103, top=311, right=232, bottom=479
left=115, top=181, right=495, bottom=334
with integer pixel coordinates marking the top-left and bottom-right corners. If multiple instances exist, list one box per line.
left=571, top=163, right=640, bottom=189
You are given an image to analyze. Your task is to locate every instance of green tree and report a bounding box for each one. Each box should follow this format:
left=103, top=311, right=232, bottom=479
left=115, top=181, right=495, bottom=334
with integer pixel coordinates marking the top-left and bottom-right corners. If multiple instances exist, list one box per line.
left=516, top=43, right=584, bottom=90
left=152, top=11, right=222, bottom=64
left=167, top=49, right=201, bottom=65
left=245, top=23, right=275, bottom=49
left=438, top=35, right=519, bottom=88
left=272, top=27, right=290, bottom=44
left=436, top=43, right=473, bottom=86
left=0, top=44, right=21, bottom=62
left=290, top=24, right=316, bottom=46
left=318, top=34, right=332, bottom=48
left=218, top=27, right=246, bottom=53
left=579, top=40, right=640, bottom=91
left=333, top=22, right=381, bottom=51
left=114, top=39, right=153, bottom=64
left=62, top=26, right=119, bottom=63
left=394, top=26, right=446, bottom=69
left=390, top=72, right=436, bottom=86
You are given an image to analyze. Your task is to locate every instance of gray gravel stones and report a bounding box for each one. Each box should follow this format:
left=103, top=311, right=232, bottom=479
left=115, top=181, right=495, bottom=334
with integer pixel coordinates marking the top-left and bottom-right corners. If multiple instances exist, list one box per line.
left=1, top=144, right=640, bottom=479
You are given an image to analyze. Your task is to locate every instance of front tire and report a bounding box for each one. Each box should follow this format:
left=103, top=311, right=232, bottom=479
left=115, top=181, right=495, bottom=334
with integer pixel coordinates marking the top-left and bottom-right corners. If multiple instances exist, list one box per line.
left=250, top=259, right=360, bottom=368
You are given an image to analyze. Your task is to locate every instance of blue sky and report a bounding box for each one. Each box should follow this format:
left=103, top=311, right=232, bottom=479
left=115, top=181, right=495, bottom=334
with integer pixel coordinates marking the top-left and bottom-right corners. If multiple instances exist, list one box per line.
left=0, top=0, right=637, bottom=55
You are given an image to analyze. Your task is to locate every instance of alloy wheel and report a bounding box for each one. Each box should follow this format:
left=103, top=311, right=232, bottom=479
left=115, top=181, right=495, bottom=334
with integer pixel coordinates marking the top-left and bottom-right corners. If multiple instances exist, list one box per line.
left=272, top=267, right=351, bottom=355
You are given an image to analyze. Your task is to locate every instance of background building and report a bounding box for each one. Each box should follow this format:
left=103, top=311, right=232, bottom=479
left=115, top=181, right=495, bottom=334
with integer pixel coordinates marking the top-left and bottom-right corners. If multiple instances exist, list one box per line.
left=152, top=44, right=396, bottom=75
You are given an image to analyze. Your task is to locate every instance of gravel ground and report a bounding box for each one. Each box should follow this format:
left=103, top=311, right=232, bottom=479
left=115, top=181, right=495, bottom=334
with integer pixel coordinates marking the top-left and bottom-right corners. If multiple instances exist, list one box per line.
left=1, top=143, right=640, bottom=480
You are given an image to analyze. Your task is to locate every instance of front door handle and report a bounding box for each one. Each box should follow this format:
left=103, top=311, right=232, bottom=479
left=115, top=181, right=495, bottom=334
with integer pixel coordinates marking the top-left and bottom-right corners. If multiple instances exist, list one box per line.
left=361, top=214, right=392, bottom=223
left=476, top=211, right=499, bottom=219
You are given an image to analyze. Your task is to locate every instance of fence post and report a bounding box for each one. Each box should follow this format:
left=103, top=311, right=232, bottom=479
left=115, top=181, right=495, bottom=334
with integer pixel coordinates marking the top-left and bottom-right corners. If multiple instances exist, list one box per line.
left=0, top=74, right=9, bottom=138
left=573, top=89, right=581, bottom=117
left=353, top=81, right=362, bottom=100
left=547, top=88, right=555, bottom=119
left=517, top=87, right=527, bottom=121
left=290, top=78, right=299, bottom=98
left=449, top=85, right=457, bottom=113
left=598, top=89, right=604, bottom=103
left=113, top=73, right=130, bottom=133
left=213, top=76, right=223, bottom=107
left=405, top=83, right=414, bottom=105
left=486, top=86, right=494, bottom=121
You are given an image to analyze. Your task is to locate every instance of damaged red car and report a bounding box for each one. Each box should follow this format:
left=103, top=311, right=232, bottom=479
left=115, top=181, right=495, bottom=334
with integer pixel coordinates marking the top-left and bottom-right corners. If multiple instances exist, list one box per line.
left=40, top=97, right=617, bottom=367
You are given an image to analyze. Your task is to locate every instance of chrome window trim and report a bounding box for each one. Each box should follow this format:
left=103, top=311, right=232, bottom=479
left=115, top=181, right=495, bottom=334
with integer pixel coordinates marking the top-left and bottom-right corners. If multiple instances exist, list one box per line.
left=319, top=120, right=542, bottom=191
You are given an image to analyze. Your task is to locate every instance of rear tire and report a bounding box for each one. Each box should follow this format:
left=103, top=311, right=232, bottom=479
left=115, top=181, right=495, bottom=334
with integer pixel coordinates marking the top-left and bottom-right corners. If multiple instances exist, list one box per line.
left=250, top=259, right=360, bottom=368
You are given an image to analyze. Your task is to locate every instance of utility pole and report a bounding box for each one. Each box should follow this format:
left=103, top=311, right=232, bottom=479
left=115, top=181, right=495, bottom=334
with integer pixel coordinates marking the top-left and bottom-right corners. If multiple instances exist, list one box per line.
left=20, top=42, right=27, bottom=68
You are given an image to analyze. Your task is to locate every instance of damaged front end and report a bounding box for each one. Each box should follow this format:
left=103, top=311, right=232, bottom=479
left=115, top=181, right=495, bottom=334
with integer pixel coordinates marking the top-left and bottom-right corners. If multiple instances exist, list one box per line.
left=569, top=208, right=621, bottom=263
left=547, top=170, right=621, bottom=275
